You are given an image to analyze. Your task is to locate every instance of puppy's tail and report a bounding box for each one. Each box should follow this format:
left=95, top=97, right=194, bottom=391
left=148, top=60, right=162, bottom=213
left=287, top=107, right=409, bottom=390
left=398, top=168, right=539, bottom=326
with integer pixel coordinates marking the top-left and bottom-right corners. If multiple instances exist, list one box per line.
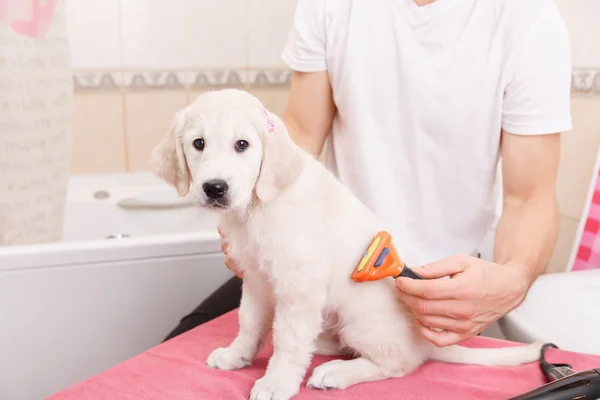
left=428, top=342, right=543, bottom=367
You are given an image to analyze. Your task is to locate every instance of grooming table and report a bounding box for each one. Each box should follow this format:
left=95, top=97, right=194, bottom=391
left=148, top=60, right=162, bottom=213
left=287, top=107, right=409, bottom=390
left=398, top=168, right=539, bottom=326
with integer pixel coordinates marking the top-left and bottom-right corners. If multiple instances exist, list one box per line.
left=48, top=310, right=600, bottom=400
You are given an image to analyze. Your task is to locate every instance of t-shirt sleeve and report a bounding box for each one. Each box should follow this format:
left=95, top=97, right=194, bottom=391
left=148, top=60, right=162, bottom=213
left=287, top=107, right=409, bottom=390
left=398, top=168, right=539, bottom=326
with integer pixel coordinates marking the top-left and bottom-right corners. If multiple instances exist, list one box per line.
left=502, top=5, right=573, bottom=135
left=281, top=0, right=328, bottom=72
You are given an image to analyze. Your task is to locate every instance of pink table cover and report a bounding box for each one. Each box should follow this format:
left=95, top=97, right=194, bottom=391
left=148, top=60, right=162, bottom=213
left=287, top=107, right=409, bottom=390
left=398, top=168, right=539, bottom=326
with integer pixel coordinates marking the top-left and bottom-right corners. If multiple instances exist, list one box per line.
left=49, top=310, right=600, bottom=400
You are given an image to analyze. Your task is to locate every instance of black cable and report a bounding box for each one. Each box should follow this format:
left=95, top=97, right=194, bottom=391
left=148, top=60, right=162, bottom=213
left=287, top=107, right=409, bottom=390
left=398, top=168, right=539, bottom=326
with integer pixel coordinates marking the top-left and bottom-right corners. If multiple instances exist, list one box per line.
left=540, top=343, right=559, bottom=377
left=540, top=343, right=573, bottom=380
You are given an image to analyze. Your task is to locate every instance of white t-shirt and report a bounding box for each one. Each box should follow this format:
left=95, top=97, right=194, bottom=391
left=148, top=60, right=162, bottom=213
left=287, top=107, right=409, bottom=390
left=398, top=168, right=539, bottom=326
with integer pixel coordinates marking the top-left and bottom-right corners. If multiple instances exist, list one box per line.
left=281, top=0, right=572, bottom=267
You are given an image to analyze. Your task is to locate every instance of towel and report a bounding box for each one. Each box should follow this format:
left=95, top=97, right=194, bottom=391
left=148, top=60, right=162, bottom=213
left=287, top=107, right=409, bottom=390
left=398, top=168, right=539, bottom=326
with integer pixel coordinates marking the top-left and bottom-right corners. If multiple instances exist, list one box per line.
left=48, top=310, right=600, bottom=400
left=571, top=157, right=600, bottom=271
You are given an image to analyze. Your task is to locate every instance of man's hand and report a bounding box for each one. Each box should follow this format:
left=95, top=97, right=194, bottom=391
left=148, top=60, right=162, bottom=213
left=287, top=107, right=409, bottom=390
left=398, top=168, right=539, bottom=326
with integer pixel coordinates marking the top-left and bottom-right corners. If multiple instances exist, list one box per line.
left=218, top=225, right=243, bottom=278
left=397, top=132, right=560, bottom=347
left=395, top=254, right=530, bottom=347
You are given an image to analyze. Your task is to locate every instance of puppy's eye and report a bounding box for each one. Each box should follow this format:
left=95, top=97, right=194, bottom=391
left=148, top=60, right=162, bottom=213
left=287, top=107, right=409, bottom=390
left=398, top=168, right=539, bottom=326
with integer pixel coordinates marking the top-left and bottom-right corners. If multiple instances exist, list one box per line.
left=235, top=140, right=249, bottom=152
left=193, top=138, right=205, bottom=151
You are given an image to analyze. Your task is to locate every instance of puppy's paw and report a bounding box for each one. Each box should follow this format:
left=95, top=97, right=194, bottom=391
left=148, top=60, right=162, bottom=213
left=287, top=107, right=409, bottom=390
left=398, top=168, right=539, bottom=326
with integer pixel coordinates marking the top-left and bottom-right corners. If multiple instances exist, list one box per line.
left=306, top=360, right=352, bottom=390
left=205, top=347, right=252, bottom=370
left=249, top=376, right=299, bottom=400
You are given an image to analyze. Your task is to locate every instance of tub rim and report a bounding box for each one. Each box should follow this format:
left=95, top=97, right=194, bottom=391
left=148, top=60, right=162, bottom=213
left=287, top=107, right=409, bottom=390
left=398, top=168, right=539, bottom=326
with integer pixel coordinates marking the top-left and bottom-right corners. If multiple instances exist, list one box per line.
left=0, top=231, right=221, bottom=271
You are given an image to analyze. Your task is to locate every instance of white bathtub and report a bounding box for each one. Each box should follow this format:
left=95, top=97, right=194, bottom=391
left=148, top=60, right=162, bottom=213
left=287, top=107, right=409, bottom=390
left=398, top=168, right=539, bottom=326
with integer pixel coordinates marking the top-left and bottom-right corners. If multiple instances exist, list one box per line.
left=0, top=173, right=234, bottom=400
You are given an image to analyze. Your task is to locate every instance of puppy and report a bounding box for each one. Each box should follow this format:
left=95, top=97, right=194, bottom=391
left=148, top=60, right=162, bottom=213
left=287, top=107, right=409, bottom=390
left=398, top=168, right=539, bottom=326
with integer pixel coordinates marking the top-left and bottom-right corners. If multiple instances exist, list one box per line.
left=152, top=89, right=541, bottom=400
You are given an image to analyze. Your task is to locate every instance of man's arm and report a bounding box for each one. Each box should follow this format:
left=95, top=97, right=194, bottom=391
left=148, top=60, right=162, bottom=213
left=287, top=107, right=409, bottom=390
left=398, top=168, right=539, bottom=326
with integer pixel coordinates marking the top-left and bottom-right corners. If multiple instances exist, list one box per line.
left=283, top=71, right=336, bottom=158
left=394, top=131, right=563, bottom=346
left=493, top=130, right=561, bottom=286
left=393, top=4, right=570, bottom=346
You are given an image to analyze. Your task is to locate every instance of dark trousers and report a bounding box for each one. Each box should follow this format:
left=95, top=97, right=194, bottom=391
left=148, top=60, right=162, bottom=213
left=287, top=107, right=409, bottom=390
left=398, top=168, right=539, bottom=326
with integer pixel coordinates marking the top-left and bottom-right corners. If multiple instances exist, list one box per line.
left=163, top=276, right=243, bottom=342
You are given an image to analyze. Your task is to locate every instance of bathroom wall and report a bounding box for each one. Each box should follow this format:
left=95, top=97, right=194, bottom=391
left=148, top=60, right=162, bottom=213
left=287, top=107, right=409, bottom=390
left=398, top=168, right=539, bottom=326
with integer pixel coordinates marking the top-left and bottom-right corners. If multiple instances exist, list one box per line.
left=65, top=0, right=297, bottom=173
left=547, top=0, right=600, bottom=273
left=65, top=0, right=600, bottom=273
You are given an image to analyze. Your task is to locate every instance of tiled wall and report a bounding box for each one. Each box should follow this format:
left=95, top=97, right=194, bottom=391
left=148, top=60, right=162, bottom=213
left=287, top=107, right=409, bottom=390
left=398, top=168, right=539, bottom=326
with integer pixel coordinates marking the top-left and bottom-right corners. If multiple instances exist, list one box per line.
left=65, top=0, right=600, bottom=272
left=555, top=0, right=600, bottom=68
left=547, top=93, right=600, bottom=273
left=66, top=0, right=297, bottom=173
left=536, top=0, right=600, bottom=274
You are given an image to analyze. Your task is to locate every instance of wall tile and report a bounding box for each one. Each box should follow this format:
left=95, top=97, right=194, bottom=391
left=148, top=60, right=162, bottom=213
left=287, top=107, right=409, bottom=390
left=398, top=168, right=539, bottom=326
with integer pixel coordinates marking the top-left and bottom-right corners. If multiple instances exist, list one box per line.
left=65, top=0, right=121, bottom=69
left=556, top=0, right=600, bottom=67
left=71, top=93, right=126, bottom=174
left=184, top=0, right=246, bottom=69
left=120, top=0, right=186, bottom=69
left=125, top=91, right=188, bottom=171
left=247, top=0, right=298, bottom=67
left=556, top=96, right=600, bottom=220
left=188, top=90, right=207, bottom=105
left=546, top=216, right=580, bottom=274
left=247, top=87, right=290, bottom=118
left=189, top=87, right=290, bottom=114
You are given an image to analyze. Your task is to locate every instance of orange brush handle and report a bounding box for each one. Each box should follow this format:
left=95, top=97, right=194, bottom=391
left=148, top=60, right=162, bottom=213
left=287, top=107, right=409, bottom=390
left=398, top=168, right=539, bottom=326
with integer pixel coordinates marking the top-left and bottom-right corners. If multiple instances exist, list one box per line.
left=351, top=231, right=419, bottom=282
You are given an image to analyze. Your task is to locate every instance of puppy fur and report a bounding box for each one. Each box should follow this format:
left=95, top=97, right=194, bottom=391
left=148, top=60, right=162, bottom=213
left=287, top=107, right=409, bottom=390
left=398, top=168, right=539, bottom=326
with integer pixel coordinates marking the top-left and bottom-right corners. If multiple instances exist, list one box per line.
left=152, top=89, right=542, bottom=400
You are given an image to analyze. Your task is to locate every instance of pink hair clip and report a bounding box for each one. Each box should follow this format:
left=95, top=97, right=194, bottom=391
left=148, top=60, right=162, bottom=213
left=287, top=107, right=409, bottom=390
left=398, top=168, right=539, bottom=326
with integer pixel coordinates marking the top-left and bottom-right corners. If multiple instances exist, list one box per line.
left=261, top=108, right=275, bottom=133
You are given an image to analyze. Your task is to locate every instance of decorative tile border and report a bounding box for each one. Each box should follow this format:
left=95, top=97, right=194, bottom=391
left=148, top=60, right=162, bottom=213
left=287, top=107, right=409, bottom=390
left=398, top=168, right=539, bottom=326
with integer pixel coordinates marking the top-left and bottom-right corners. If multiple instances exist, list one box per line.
left=247, top=69, right=293, bottom=88
left=73, top=71, right=124, bottom=91
left=73, top=68, right=600, bottom=93
left=73, top=69, right=287, bottom=91
left=571, top=69, right=600, bottom=93
left=123, top=71, right=187, bottom=90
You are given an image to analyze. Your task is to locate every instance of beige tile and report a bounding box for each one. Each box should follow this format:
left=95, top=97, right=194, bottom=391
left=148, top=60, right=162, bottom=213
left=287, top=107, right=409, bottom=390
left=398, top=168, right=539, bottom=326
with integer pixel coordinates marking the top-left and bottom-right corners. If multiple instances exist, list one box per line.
left=546, top=215, right=580, bottom=274
left=188, top=90, right=207, bottom=105
left=71, top=92, right=126, bottom=174
left=189, top=88, right=290, bottom=117
left=247, top=0, right=297, bottom=68
left=65, top=0, right=121, bottom=69
left=556, top=96, right=600, bottom=220
left=120, top=0, right=185, bottom=69
left=184, top=0, right=246, bottom=69
left=555, top=0, right=600, bottom=67
left=247, top=87, right=290, bottom=119
left=125, top=90, right=188, bottom=171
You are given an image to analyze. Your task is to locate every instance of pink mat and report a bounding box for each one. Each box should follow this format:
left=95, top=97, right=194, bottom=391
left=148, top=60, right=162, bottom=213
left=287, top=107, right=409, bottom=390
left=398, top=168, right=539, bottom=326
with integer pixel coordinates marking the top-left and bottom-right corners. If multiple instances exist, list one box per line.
left=48, top=310, right=600, bottom=400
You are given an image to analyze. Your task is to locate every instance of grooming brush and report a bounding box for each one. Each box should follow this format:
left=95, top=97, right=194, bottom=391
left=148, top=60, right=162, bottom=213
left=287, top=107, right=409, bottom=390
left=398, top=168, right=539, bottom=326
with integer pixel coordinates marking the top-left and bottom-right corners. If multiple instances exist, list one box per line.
left=351, top=231, right=423, bottom=282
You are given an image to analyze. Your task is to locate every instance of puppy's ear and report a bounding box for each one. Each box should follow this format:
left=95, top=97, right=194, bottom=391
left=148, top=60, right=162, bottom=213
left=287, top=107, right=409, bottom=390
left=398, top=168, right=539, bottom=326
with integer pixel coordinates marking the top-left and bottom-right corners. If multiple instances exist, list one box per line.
left=151, top=109, right=191, bottom=196
left=255, top=109, right=305, bottom=203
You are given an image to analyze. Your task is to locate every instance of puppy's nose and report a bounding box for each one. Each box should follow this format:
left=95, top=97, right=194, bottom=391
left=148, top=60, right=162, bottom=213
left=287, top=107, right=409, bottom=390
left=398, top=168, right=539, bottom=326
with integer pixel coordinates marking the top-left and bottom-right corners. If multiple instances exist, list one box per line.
left=203, top=179, right=229, bottom=199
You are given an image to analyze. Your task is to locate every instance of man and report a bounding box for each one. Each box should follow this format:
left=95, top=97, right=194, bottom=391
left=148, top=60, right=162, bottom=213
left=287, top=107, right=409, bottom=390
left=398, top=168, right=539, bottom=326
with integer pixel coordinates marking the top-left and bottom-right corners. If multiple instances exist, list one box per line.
left=165, top=0, right=571, bottom=347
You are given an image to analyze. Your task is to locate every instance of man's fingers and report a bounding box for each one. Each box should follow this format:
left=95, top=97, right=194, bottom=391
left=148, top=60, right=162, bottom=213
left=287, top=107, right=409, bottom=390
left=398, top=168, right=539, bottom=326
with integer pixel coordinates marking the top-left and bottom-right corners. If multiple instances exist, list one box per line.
left=220, top=241, right=229, bottom=253
left=395, top=276, right=461, bottom=300
left=399, top=295, right=473, bottom=319
left=218, top=225, right=230, bottom=254
left=218, top=225, right=241, bottom=277
left=417, top=315, right=473, bottom=333
left=224, top=256, right=243, bottom=278
left=416, top=320, right=466, bottom=347
left=412, top=254, right=470, bottom=279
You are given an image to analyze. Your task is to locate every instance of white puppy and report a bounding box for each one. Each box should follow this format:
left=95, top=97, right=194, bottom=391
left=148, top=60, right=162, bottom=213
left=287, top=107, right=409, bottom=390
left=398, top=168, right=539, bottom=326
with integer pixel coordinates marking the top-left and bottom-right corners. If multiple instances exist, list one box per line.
left=152, top=89, right=541, bottom=400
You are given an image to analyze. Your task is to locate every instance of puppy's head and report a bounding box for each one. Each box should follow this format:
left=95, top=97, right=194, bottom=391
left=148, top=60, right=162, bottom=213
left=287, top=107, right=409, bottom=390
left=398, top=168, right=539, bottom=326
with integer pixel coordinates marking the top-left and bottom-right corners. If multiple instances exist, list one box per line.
left=151, top=89, right=304, bottom=213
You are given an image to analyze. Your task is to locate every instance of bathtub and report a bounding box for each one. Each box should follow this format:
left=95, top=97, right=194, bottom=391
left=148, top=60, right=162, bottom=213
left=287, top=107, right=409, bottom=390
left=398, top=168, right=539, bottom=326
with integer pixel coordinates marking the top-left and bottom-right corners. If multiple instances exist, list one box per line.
left=0, top=173, right=234, bottom=400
